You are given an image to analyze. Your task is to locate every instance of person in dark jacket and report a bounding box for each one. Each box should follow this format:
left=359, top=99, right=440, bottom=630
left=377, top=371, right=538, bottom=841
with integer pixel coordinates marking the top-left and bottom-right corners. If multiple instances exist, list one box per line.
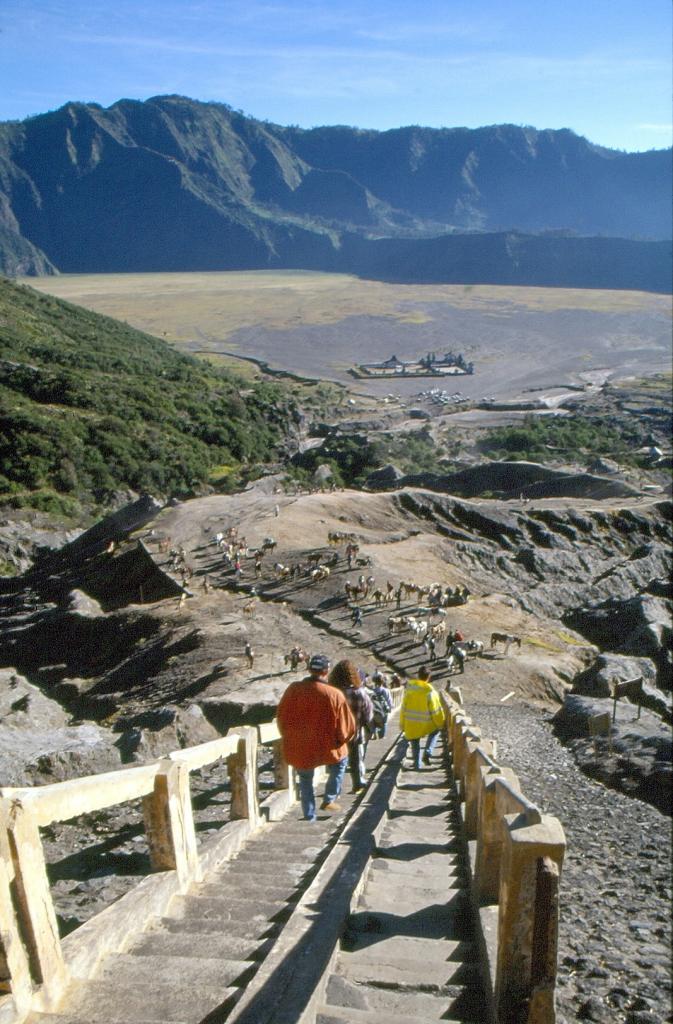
left=329, top=660, right=373, bottom=792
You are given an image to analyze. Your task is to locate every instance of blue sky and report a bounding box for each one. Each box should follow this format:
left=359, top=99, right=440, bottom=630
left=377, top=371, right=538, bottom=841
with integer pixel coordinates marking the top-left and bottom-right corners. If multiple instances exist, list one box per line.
left=2, top=0, right=671, bottom=151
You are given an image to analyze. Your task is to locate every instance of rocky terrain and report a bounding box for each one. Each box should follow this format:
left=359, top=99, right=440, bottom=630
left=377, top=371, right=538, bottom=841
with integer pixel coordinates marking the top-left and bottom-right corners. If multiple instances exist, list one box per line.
left=1, top=484, right=669, bottom=785
left=0, top=477, right=670, bottom=1021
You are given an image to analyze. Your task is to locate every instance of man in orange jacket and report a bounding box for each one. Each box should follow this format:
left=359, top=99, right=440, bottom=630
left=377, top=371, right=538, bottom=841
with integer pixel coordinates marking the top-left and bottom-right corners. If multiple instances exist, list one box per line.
left=277, top=654, right=355, bottom=821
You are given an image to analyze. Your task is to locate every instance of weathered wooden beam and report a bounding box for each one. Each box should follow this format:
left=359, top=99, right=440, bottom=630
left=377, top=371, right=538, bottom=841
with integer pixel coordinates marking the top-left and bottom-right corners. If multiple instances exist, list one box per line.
left=0, top=802, right=33, bottom=1020
left=227, top=728, right=260, bottom=825
left=495, top=814, right=565, bottom=1024
left=0, top=764, right=159, bottom=828
left=142, top=760, right=201, bottom=889
left=3, top=800, right=68, bottom=1011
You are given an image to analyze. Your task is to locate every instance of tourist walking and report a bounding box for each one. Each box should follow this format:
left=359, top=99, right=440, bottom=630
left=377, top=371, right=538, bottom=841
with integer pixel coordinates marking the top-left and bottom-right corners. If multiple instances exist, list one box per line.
left=277, top=654, right=355, bottom=822
left=400, top=665, right=445, bottom=769
left=328, top=660, right=373, bottom=792
left=369, top=673, right=393, bottom=739
left=244, top=642, right=254, bottom=669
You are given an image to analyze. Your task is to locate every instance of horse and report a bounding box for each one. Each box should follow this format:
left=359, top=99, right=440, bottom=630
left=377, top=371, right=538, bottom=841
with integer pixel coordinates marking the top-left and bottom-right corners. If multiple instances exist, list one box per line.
left=284, top=648, right=307, bottom=671
left=460, top=639, right=484, bottom=657
left=490, top=633, right=521, bottom=651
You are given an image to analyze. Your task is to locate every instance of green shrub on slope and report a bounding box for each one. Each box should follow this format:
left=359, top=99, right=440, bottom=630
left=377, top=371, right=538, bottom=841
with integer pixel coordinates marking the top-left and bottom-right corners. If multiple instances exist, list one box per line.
left=0, top=278, right=295, bottom=517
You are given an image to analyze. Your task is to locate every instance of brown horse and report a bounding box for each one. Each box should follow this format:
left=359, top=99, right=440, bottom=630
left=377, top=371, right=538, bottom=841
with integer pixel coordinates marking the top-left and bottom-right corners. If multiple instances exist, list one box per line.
left=490, top=632, right=522, bottom=650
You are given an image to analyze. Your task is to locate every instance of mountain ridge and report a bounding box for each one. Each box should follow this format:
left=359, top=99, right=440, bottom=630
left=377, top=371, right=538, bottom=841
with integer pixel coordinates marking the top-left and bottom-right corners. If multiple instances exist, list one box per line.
left=0, top=95, right=670, bottom=289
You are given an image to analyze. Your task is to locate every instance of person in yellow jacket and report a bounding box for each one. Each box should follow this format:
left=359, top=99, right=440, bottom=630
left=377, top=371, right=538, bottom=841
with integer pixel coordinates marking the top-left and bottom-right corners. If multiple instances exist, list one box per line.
left=400, top=665, right=446, bottom=769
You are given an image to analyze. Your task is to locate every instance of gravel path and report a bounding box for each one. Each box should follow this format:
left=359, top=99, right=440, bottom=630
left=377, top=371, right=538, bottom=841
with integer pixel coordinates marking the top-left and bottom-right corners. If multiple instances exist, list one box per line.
left=470, top=701, right=672, bottom=1024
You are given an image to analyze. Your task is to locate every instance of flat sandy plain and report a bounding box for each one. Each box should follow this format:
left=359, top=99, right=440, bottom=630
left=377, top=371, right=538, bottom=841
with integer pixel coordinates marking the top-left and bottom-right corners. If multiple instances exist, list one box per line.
left=25, top=271, right=672, bottom=401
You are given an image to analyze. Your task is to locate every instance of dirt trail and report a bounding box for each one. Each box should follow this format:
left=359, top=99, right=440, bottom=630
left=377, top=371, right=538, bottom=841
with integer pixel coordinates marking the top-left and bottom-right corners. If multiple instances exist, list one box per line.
left=143, top=486, right=594, bottom=718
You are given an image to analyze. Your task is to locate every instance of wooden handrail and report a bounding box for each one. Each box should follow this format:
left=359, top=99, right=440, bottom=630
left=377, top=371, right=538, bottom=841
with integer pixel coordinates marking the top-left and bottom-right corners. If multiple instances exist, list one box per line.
left=440, top=691, right=564, bottom=1024
left=168, top=734, right=240, bottom=770
left=493, top=775, right=542, bottom=826
left=0, top=764, right=160, bottom=828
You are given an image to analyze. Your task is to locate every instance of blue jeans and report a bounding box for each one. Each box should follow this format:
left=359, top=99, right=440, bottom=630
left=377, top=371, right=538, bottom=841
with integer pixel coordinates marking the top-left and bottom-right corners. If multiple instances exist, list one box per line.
left=348, top=735, right=368, bottom=790
left=297, top=758, right=347, bottom=820
left=409, top=730, right=440, bottom=769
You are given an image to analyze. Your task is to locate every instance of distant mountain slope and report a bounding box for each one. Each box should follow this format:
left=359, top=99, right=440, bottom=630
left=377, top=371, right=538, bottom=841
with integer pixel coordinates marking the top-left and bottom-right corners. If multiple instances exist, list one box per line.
left=280, top=122, right=671, bottom=238
left=0, top=277, right=295, bottom=519
left=0, top=95, right=670, bottom=290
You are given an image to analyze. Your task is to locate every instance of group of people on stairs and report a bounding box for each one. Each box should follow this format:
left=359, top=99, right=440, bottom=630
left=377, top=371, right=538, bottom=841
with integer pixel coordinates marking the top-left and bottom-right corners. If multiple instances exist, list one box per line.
left=276, top=654, right=445, bottom=822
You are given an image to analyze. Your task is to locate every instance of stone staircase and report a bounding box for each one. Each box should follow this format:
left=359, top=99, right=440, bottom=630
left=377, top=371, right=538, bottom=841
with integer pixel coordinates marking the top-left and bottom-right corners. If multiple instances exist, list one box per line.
left=24, top=803, right=355, bottom=1024
left=23, top=741, right=486, bottom=1024
left=316, top=754, right=487, bottom=1024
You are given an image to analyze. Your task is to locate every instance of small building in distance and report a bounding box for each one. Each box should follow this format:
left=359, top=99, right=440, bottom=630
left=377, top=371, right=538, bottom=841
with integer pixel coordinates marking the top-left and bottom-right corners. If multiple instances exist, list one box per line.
left=353, top=350, right=474, bottom=379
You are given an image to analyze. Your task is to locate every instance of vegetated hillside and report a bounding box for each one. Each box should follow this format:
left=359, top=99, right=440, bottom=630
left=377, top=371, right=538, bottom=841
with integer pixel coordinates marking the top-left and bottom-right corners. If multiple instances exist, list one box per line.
left=0, top=277, right=297, bottom=519
left=0, top=95, right=670, bottom=290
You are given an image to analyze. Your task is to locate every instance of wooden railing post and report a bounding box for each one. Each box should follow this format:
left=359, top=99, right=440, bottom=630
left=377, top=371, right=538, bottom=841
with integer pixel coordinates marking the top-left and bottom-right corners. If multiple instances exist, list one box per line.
left=142, top=759, right=201, bottom=891
left=0, top=801, right=34, bottom=1017
left=271, top=740, right=294, bottom=793
left=454, top=725, right=481, bottom=800
left=3, top=799, right=68, bottom=1011
left=464, top=740, right=496, bottom=839
left=227, top=727, right=260, bottom=826
left=495, top=813, right=566, bottom=1024
left=473, top=766, right=519, bottom=905
left=528, top=856, right=561, bottom=1024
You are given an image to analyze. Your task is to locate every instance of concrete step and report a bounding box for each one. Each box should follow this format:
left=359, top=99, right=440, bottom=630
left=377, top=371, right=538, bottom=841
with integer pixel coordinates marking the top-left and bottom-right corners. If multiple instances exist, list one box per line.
left=224, top=859, right=314, bottom=880
left=241, top=837, right=327, bottom=858
left=325, top=974, right=486, bottom=1021
left=30, top=978, right=239, bottom=1023
left=196, top=880, right=296, bottom=902
left=370, top=852, right=464, bottom=873
left=387, top=797, right=451, bottom=812
left=346, top=897, right=472, bottom=943
left=376, top=836, right=463, bottom=857
left=367, top=859, right=465, bottom=882
left=255, top=820, right=338, bottom=836
left=357, top=887, right=467, bottom=911
left=364, top=876, right=462, bottom=898
left=129, top=929, right=271, bottom=961
left=316, top=1005, right=462, bottom=1024
left=28, top=1017, right=187, bottom=1024
left=380, top=821, right=453, bottom=838
left=167, top=893, right=288, bottom=924
left=340, top=936, right=476, bottom=965
left=239, top=827, right=324, bottom=845
left=335, top=956, right=481, bottom=989
left=96, top=952, right=251, bottom=988
left=151, top=914, right=278, bottom=939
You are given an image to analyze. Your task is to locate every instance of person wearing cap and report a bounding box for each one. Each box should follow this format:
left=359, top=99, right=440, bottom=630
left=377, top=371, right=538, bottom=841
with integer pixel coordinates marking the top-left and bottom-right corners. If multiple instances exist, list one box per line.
left=399, top=664, right=445, bottom=770
left=277, top=654, right=355, bottom=821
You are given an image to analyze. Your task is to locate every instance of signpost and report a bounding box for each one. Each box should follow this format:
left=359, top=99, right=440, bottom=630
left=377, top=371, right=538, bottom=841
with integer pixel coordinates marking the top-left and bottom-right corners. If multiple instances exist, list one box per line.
left=588, top=712, right=612, bottom=754
left=612, top=676, right=644, bottom=722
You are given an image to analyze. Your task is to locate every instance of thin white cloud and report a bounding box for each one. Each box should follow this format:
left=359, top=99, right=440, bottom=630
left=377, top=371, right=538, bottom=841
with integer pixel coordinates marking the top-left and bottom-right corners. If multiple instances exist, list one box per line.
left=58, top=30, right=669, bottom=84
left=637, top=122, right=673, bottom=133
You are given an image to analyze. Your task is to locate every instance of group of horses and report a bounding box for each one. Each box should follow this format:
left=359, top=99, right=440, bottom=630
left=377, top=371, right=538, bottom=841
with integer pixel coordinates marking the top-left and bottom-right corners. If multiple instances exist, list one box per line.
left=161, top=516, right=525, bottom=682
